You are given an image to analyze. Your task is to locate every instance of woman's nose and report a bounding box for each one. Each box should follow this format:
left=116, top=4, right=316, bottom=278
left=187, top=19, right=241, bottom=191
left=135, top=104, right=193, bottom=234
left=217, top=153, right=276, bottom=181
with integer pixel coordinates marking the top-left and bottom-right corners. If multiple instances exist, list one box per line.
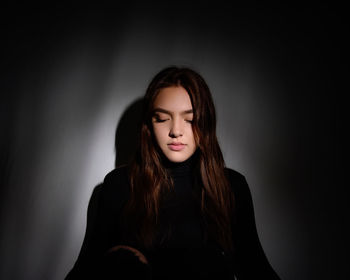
left=169, top=119, right=183, bottom=138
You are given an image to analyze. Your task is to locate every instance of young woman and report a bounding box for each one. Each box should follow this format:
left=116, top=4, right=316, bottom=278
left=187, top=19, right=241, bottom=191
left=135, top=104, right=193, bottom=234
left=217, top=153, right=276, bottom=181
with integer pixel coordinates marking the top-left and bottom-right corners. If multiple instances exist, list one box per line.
left=66, top=67, right=281, bottom=279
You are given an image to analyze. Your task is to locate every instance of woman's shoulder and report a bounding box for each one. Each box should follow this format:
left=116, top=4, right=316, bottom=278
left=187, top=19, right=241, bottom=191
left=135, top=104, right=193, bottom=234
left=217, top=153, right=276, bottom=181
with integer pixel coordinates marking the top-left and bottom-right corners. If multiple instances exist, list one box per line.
left=224, top=167, right=246, bottom=184
left=224, top=167, right=251, bottom=196
left=103, top=164, right=130, bottom=185
left=98, top=165, right=130, bottom=201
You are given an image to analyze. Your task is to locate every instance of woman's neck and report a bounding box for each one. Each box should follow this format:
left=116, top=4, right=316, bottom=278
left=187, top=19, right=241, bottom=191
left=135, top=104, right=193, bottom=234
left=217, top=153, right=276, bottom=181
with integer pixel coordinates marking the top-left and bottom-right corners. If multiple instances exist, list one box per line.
left=161, top=149, right=199, bottom=178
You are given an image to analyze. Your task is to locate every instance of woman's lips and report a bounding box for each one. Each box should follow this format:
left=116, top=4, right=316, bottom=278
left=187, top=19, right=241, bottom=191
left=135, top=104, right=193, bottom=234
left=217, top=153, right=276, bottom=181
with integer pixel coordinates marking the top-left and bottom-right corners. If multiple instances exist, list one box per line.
left=168, top=144, right=186, bottom=151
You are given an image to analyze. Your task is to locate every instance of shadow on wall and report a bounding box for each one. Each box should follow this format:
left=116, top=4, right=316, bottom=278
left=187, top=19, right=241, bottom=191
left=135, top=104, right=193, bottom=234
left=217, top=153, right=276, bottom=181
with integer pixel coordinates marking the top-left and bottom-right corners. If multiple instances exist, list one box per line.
left=114, top=98, right=144, bottom=168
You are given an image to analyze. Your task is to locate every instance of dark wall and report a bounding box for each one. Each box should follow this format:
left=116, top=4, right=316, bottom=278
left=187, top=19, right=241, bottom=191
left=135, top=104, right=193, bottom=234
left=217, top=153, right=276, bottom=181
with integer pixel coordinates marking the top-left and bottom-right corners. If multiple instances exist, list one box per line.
left=0, top=6, right=343, bottom=280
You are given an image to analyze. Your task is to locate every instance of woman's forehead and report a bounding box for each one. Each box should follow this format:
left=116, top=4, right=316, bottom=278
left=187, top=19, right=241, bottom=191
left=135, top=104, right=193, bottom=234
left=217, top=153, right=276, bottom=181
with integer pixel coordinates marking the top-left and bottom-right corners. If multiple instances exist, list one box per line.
left=153, top=86, right=193, bottom=112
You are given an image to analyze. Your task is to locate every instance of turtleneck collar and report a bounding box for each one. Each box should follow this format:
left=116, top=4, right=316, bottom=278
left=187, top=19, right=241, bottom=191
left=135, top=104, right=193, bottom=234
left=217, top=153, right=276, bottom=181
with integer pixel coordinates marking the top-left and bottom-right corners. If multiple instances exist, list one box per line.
left=161, top=148, right=199, bottom=178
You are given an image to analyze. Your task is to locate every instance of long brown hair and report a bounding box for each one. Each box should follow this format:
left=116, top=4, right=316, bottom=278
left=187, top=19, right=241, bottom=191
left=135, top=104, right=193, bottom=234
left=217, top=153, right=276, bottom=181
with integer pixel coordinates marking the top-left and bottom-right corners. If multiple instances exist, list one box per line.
left=121, top=66, right=235, bottom=251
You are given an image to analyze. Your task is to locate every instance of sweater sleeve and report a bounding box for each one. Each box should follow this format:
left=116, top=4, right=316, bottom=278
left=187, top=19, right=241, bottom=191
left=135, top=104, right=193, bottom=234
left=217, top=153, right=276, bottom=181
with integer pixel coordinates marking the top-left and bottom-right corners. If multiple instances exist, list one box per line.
left=65, top=168, right=130, bottom=279
left=227, top=169, right=281, bottom=279
left=65, top=182, right=106, bottom=279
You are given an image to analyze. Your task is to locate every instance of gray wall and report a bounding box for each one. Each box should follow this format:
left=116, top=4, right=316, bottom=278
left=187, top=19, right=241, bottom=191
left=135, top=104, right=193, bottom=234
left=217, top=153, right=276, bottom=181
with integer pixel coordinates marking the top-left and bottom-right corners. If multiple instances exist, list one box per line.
left=1, top=6, right=342, bottom=280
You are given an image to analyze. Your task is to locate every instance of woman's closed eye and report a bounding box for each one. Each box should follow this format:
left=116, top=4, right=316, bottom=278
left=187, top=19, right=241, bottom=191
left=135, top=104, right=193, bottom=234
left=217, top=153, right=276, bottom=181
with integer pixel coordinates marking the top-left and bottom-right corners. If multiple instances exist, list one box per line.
left=155, top=118, right=167, bottom=123
left=154, top=118, right=193, bottom=123
left=153, top=116, right=168, bottom=122
left=153, top=113, right=192, bottom=123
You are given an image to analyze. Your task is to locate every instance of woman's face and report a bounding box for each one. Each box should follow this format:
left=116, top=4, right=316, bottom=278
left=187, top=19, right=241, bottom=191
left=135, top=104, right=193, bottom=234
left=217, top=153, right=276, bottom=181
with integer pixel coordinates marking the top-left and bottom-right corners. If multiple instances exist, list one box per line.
left=151, top=86, right=197, bottom=163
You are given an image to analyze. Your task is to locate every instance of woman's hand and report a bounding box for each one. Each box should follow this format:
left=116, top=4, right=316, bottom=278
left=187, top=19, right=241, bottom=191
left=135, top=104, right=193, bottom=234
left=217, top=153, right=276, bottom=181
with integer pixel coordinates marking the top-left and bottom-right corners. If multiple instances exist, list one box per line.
left=102, top=245, right=152, bottom=279
left=107, top=245, right=148, bottom=265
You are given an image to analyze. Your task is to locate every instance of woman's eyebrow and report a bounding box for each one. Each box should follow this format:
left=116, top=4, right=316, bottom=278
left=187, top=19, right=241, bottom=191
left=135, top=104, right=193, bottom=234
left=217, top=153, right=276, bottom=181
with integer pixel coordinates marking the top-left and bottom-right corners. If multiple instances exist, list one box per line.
left=153, top=107, right=193, bottom=115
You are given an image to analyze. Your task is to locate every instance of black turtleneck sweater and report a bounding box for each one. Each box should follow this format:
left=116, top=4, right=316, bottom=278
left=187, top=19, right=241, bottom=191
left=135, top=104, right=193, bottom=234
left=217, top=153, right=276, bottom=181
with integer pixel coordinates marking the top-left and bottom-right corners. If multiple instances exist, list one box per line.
left=65, top=152, right=280, bottom=279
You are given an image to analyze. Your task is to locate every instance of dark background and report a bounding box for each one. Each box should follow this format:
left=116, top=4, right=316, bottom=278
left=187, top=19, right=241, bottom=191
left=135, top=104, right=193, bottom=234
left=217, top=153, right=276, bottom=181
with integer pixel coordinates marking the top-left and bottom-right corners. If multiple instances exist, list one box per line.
left=0, top=5, right=343, bottom=280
